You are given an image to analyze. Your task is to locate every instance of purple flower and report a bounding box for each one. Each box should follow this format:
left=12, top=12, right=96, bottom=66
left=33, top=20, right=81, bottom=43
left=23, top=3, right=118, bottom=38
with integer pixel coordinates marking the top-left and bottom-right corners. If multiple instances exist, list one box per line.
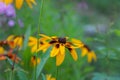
left=5, top=4, right=16, bottom=17
left=8, top=20, right=15, bottom=27
left=0, top=2, right=6, bottom=14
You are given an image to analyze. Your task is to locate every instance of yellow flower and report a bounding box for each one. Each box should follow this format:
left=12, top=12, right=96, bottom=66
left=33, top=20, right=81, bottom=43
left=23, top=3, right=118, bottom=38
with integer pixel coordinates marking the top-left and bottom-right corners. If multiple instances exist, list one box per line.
left=31, top=56, right=40, bottom=66
left=81, top=45, right=97, bottom=63
left=28, top=36, right=38, bottom=53
left=38, top=34, right=78, bottom=66
left=7, top=35, right=23, bottom=49
left=28, top=36, right=48, bottom=53
left=1, top=0, right=36, bottom=9
left=46, top=74, right=56, bottom=80
left=71, top=38, right=97, bottom=63
left=0, top=46, right=4, bottom=54
left=0, top=50, right=20, bottom=63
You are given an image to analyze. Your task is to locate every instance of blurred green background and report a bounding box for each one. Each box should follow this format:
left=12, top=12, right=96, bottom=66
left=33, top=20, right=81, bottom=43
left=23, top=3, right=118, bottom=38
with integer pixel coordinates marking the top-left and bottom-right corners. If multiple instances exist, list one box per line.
left=0, top=0, right=120, bottom=80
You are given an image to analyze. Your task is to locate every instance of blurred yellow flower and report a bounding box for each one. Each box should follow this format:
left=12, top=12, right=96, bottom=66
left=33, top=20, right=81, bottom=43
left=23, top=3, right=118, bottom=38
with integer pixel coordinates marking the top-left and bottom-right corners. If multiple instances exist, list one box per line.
left=7, top=35, right=23, bottom=49
left=0, top=0, right=36, bottom=9
left=81, top=45, right=97, bottom=63
left=0, top=50, right=20, bottom=63
left=71, top=39, right=97, bottom=63
left=0, top=46, right=4, bottom=54
left=38, top=34, right=78, bottom=66
left=31, top=56, right=40, bottom=66
left=28, top=36, right=48, bottom=53
left=46, top=74, right=56, bottom=80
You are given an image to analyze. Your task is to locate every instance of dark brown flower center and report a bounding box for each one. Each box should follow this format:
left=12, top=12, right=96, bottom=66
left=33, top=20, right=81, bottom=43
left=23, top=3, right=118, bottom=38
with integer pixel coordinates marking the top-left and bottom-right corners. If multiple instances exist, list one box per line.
left=84, top=45, right=91, bottom=51
left=58, top=37, right=66, bottom=44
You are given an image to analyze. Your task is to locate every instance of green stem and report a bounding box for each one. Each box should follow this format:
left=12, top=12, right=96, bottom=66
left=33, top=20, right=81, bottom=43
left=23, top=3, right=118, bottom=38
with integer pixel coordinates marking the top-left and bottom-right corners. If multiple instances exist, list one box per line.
left=34, top=0, right=45, bottom=80
left=56, top=66, right=59, bottom=80
left=10, top=71, right=13, bottom=80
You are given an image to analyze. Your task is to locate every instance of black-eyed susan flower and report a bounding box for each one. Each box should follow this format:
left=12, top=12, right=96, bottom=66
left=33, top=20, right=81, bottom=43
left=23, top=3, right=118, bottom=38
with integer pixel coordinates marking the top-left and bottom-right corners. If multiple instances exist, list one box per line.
left=71, top=38, right=97, bottom=63
left=31, top=56, right=40, bottom=67
left=37, top=34, right=79, bottom=66
left=28, top=36, right=48, bottom=53
left=46, top=74, right=56, bottom=80
left=7, top=35, right=23, bottom=49
left=0, top=49, right=20, bottom=63
left=1, top=0, right=36, bottom=9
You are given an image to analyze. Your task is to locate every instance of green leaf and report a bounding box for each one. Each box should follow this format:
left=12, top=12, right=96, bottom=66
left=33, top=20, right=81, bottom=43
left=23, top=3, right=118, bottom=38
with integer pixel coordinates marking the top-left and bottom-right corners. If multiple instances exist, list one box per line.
left=41, top=73, right=46, bottom=80
left=36, top=47, right=51, bottom=79
left=17, top=70, right=28, bottom=80
left=22, top=26, right=31, bottom=50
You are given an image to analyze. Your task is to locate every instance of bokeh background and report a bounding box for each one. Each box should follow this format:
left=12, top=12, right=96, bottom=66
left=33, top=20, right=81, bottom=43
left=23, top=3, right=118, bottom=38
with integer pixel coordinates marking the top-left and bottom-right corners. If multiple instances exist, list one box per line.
left=0, top=0, right=120, bottom=80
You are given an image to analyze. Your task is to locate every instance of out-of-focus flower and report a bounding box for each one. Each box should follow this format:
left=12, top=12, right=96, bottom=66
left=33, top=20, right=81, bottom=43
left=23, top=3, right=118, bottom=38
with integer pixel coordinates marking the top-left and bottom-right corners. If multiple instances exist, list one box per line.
left=0, top=0, right=37, bottom=9
left=0, top=2, right=6, bottom=14
left=28, top=36, right=48, bottom=53
left=0, top=2, right=16, bottom=27
left=31, top=56, right=40, bottom=67
left=46, top=74, right=56, bottom=80
left=71, top=39, right=97, bottom=63
left=0, top=50, right=20, bottom=63
left=28, top=36, right=39, bottom=53
left=5, top=4, right=16, bottom=17
left=8, top=20, right=15, bottom=27
left=7, top=35, right=24, bottom=49
left=38, top=34, right=79, bottom=66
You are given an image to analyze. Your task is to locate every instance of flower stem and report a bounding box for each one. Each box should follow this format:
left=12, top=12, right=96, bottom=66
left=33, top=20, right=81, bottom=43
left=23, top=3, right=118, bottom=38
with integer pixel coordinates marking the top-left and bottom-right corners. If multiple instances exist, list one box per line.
left=10, top=71, right=14, bottom=80
left=56, top=66, right=59, bottom=80
left=34, top=0, right=45, bottom=80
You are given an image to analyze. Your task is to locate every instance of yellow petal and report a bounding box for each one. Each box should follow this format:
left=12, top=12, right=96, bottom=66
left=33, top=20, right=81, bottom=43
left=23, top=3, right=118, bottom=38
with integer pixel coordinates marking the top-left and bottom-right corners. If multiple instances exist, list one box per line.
left=60, top=44, right=65, bottom=55
left=69, top=48, right=78, bottom=61
left=26, top=0, right=32, bottom=8
left=91, top=51, right=97, bottom=62
left=71, top=38, right=83, bottom=44
left=81, top=47, right=88, bottom=57
left=7, top=35, right=14, bottom=41
left=31, top=56, right=40, bottom=66
left=88, top=52, right=92, bottom=63
left=51, top=78, right=56, bottom=80
left=0, top=0, right=4, bottom=2
left=31, top=45, right=37, bottom=53
left=28, top=36, right=37, bottom=46
left=71, top=38, right=84, bottom=47
left=39, top=34, right=51, bottom=40
left=4, top=0, right=13, bottom=5
left=16, top=0, right=24, bottom=9
left=31, top=0, right=36, bottom=5
left=14, top=37, right=23, bottom=48
left=0, top=47, right=4, bottom=54
left=56, top=51, right=65, bottom=66
left=46, top=74, right=51, bottom=80
left=50, top=46, right=59, bottom=57
left=37, top=43, right=50, bottom=52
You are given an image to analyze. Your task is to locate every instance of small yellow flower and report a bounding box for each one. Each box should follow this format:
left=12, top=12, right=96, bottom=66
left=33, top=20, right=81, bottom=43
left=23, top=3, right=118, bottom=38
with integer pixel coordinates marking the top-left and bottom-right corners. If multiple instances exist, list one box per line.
left=7, top=35, right=23, bottom=49
left=46, top=74, right=56, bottom=80
left=71, top=38, right=97, bottom=63
left=0, top=50, right=20, bottom=63
left=1, top=0, right=36, bottom=9
left=38, top=34, right=78, bottom=66
left=28, top=36, right=48, bottom=53
left=31, top=56, right=40, bottom=66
